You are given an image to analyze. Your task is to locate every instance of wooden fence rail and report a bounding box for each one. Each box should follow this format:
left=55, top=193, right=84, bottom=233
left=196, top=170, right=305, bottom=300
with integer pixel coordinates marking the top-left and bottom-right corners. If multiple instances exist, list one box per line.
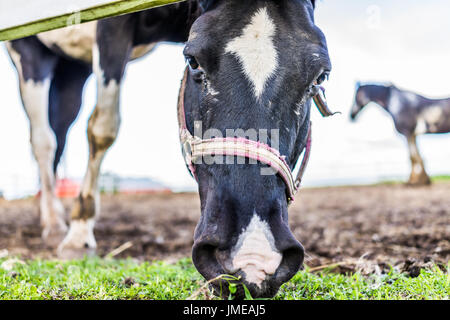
left=0, top=0, right=184, bottom=41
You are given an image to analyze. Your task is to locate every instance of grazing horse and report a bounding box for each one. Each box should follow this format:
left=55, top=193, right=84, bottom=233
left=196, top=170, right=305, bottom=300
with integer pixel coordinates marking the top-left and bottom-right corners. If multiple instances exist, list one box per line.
left=6, top=0, right=331, bottom=298
left=350, top=83, right=450, bottom=185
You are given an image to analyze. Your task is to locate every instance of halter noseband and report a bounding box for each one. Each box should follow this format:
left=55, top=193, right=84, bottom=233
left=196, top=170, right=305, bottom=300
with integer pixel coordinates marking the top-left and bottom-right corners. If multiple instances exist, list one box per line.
left=177, top=68, right=314, bottom=204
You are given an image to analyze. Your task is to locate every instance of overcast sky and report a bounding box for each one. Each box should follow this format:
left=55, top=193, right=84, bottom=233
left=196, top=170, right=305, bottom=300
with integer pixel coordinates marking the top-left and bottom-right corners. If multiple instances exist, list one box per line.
left=0, top=0, right=449, bottom=198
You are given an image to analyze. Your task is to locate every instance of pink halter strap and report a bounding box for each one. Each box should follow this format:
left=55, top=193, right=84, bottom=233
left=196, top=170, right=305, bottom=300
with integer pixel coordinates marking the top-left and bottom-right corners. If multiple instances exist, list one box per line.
left=177, top=68, right=312, bottom=203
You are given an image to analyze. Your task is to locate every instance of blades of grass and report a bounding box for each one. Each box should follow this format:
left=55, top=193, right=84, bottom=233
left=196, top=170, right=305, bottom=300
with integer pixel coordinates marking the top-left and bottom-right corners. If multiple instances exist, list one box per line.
left=243, top=284, right=254, bottom=300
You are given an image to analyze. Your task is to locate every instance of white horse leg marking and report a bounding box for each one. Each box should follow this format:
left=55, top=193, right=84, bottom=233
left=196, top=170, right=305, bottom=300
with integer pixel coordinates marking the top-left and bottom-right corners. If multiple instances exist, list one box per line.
left=225, top=7, right=278, bottom=99
left=81, top=77, right=120, bottom=200
left=231, top=213, right=282, bottom=287
left=82, top=44, right=121, bottom=200
left=6, top=43, right=67, bottom=242
left=408, top=136, right=422, bottom=171
left=407, top=135, right=429, bottom=184
left=407, top=137, right=419, bottom=159
left=59, top=44, right=121, bottom=256
left=24, top=79, right=67, bottom=239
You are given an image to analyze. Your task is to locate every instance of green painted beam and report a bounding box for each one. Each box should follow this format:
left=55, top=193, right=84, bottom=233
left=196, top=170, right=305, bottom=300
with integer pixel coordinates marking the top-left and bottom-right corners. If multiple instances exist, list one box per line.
left=0, top=0, right=184, bottom=41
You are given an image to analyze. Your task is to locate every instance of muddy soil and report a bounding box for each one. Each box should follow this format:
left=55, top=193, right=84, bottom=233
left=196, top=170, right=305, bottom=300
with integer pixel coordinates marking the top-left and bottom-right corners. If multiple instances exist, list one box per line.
left=0, top=183, right=449, bottom=276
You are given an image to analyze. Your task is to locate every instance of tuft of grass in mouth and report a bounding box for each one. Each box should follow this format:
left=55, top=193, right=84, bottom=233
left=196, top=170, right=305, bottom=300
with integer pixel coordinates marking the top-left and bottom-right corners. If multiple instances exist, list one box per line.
left=0, top=257, right=448, bottom=300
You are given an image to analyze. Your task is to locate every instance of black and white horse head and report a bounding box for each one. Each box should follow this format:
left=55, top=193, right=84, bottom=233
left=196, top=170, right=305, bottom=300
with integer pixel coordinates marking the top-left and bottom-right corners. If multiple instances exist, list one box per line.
left=182, top=0, right=331, bottom=298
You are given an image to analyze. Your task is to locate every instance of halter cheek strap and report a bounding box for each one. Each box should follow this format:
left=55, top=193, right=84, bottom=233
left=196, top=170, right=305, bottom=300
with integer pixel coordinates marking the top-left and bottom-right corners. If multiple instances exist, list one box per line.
left=177, top=67, right=312, bottom=204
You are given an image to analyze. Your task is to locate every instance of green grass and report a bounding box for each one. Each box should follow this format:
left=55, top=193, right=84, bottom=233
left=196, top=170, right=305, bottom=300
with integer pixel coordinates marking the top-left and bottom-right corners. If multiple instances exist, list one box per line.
left=432, top=175, right=450, bottom=182
left=276, top=267, right=449, bottom=300
left=0, top=257, right=448, bottom=300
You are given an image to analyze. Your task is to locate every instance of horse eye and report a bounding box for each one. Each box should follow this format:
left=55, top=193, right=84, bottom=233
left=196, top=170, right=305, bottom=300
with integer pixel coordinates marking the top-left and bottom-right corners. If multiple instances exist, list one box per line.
left=186, top=55, right=199, bottom=70
left=315, top=72, right=329, bottom=85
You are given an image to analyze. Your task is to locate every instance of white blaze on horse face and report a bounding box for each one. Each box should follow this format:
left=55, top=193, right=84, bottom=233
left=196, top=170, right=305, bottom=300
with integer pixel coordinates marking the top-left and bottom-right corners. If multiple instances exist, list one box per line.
left=232, top=214, right=282, bottom=287
left=225, top=7, right=278, bottom=98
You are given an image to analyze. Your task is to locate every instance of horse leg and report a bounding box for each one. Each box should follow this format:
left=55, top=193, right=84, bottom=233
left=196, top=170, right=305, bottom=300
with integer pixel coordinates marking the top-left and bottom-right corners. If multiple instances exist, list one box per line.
left=49, top=58, right=92, bottom=173
left=57, top=17, right=134, bottom=258
left=6, top=38, right=67, bottom=246
left=406, top=135, right=431, bottom=186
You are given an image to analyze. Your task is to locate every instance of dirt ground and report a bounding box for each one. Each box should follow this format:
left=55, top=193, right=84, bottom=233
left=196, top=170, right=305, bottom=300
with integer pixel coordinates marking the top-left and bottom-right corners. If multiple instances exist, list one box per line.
left=0, top=182, right=449, bottom=276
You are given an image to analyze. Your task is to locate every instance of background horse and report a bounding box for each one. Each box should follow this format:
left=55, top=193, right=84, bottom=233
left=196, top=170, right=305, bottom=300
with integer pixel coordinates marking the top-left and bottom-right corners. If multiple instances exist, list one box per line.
left=5, top=0, right=330, bottom=298
left=350, top=83, right=450, bottom=185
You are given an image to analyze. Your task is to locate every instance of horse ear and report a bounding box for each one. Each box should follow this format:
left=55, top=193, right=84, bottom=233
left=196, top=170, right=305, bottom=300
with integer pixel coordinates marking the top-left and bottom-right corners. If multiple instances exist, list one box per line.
left=199, top=0, right=216, bottom=11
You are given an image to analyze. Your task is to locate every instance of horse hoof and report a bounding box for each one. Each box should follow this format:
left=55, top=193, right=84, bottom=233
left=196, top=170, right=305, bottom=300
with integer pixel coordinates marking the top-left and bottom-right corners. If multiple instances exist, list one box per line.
left=407, top=176, right=431, bottom=186
left=57, top=219, right=97, bottom=260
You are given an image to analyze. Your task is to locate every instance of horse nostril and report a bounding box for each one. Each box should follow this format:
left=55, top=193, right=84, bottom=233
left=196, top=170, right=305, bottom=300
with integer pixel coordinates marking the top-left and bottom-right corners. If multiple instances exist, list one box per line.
left=274, top=241, right=304, bottom=285
left=283, top=244, right=304, bottom=271
left=192, top=241, right=226, bottom=282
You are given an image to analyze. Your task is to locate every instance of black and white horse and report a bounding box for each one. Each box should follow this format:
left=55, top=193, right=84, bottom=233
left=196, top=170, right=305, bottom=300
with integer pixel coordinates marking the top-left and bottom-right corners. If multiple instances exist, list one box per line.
left=6, top=1, right=202, bottom=250
left=6, top=0, right=331, bottom=298
left=350, top=83, right=450, bottom=185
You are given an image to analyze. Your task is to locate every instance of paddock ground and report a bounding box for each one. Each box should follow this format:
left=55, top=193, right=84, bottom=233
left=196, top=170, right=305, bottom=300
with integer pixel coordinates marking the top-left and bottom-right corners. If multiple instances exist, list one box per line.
left=0, top=182, right=449, bottom=276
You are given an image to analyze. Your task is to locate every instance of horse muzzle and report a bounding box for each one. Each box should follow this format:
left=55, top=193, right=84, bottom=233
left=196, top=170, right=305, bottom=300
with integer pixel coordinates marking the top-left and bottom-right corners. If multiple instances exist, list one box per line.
left=192, top=207, right=304, bottom=299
